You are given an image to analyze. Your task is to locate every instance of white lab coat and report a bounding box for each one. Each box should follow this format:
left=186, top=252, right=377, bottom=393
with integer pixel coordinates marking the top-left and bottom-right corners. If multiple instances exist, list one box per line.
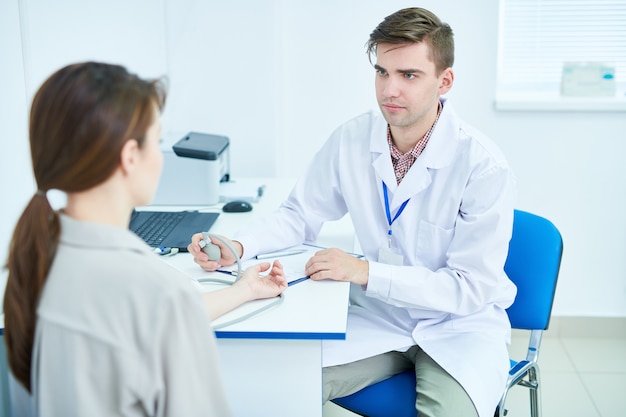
left=236, top=99, right=517, bottom=417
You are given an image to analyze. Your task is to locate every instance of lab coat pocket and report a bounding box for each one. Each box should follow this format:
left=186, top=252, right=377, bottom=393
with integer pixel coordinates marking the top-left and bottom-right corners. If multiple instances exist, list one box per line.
left=416, top=220, right=454, bottom=269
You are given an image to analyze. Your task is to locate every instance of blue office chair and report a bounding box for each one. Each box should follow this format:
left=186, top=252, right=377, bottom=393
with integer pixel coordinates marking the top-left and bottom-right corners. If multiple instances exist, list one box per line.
left=496, top=210, right=562, bottom=417
left=332, top=209, right=563, bottom=417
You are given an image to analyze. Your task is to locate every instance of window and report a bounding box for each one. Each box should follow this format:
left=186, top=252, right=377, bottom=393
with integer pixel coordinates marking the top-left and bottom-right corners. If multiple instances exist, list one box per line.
left=496, top=0, right=626, bottom=111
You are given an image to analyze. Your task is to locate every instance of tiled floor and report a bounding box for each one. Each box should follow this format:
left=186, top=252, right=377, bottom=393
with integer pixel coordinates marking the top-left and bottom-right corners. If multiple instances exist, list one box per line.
left=323, top=325, right=626, bottom=417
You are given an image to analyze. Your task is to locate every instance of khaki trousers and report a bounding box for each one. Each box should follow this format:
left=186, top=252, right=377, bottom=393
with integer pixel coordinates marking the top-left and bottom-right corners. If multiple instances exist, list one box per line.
left=323, top=345, right=479, bottom=417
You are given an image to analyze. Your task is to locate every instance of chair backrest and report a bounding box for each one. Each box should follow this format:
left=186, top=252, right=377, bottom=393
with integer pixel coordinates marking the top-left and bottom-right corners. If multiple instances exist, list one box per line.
left=504, top=210, right=563, bottom=331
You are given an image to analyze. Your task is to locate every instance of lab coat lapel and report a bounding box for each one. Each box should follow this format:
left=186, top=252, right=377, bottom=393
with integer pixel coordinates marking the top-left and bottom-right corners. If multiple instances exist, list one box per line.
left=392, top=161, right=432, bottom=206
left=370, top=115, right=397, bottom=193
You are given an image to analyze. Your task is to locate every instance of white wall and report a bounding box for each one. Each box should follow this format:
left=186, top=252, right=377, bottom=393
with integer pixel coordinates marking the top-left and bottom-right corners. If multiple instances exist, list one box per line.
left=1, top=0, right=625, bottom=317
left=0, top=0, right=31, bottom=305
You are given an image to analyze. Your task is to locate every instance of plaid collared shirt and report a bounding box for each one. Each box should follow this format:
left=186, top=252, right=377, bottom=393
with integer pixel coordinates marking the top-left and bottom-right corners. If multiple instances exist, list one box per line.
left=388, top=101, right=443, bottom=184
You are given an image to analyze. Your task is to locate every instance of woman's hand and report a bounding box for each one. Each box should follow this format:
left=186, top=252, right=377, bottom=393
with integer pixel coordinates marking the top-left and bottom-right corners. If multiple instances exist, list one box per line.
left=201, top=260, right=288, bottom=320
left=235, top=260, right=288, bottom=301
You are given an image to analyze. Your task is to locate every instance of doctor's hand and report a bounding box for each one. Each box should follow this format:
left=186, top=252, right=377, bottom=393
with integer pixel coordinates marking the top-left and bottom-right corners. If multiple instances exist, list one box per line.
left=305, top=248, right=369, bottom=286
left=234, top=260, right=288, bottom=301
left=187, top=233, right=243, bottom=271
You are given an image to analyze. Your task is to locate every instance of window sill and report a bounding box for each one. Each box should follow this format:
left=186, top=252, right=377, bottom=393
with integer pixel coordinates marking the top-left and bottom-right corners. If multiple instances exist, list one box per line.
left=494, top=93, right=626, bottom=112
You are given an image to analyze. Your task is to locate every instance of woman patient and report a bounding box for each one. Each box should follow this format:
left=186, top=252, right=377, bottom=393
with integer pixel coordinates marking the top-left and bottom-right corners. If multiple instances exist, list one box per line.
left=3, top=61, right=287, bottom=416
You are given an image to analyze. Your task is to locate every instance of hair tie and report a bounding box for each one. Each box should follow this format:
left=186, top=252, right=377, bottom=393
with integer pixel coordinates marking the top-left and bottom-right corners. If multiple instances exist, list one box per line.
left=36, top=189, right=47, bottom=197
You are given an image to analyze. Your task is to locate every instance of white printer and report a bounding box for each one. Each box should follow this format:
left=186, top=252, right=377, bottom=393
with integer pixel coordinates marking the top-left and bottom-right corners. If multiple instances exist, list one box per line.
left=152, top=132, right=230, bottom=205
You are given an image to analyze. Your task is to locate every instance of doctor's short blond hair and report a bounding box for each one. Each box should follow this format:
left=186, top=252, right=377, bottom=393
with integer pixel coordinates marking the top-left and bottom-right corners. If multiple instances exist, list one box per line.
left=367, top=7, right=455, bottom=75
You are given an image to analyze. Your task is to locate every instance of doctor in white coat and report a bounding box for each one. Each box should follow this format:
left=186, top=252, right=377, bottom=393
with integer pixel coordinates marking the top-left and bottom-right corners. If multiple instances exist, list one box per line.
left=189, top=7, right=517, bottom=417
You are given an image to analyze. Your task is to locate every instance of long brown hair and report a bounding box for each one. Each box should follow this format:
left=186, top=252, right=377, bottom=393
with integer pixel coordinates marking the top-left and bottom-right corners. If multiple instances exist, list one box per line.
left=3, top=62, right=166, bottom=391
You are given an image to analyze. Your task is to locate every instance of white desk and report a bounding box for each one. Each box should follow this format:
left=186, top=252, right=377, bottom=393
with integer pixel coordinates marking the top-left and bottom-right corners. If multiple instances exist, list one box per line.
left=160, top=177, right=355, bottom=417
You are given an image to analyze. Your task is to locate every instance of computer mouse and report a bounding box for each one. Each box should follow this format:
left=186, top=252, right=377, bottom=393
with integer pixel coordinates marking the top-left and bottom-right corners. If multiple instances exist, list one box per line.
left=222, top=200, right=253, bottom=213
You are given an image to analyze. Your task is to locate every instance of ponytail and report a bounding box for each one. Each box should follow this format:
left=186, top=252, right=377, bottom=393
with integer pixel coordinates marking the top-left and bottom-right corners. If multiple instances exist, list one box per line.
left=3, top=192, right=59, bottom=391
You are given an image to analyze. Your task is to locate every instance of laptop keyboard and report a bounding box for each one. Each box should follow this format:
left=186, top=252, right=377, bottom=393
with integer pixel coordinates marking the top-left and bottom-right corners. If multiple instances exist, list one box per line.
left=133, top=211, right=185, bottom=246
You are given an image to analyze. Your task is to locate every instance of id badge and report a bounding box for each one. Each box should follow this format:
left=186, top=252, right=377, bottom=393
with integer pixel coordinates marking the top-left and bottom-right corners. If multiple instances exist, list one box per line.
left=378, top=246, right=404, bottom=265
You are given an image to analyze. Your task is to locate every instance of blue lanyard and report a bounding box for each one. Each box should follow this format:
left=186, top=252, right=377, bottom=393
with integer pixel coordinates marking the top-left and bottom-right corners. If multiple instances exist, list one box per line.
left=382, top=181, right=409, bottom=246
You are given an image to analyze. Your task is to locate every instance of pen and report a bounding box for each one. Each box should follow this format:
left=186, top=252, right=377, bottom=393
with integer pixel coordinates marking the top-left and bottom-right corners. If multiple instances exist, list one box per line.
left=216, top=269, right=238, bottom=276
left=288, top=277, right=309, bottom=287
left=255, top=249, right=307, bottom=260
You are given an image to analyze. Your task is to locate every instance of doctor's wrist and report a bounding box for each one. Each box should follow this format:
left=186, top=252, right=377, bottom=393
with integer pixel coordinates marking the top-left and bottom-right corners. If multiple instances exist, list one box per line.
left=232, top=240, right=244, bottom=258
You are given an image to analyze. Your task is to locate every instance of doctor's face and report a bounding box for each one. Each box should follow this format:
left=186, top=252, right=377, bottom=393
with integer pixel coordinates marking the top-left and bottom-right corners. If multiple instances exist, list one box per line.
left=375, top=42, right=453, bottom=133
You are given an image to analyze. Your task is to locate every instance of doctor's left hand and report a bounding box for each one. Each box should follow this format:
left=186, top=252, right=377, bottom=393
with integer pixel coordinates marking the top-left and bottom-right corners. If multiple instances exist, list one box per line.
left=305, top=248, right=369, bottom=286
